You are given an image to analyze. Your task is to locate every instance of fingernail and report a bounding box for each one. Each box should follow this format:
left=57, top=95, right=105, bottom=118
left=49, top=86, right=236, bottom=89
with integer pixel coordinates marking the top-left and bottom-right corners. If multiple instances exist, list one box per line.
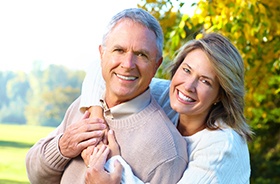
left=92, top=138, right=96, bottom=143
left=96, top=130, right=103, bottom=135
left=97, top=118, right=104, bottom=123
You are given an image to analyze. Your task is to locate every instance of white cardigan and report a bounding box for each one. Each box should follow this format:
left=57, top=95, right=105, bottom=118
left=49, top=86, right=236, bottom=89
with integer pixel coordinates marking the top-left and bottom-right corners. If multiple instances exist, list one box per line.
left=105, top=122, right=250, bottom=184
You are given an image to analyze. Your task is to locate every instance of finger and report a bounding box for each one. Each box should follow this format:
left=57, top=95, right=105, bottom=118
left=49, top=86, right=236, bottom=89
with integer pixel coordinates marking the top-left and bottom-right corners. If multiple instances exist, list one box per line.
left=89, top=146, right=110, bottom=170
left=81, top=146, right=95, bottom=166
left=98, top=146, right=110, bottom=166
left=112, top=160, right=123, bottom=182
left=88, top=147, right=99, bottom=168
left=96, top=144, right=107, bottom=157
left=108, top=130, right=120, bottom=156
left=102, top=129, right=108, bottom=145
left=78, top=137, right=99, bottom=150
left=83, top=110, right=90, bottom=119
left=87, top=145, right=95, bottom=154
left=83, top=121, right=107, bottom=132
left=81, top=148, right=87, bottom=161
left=87, top=117, right=105, bottom=124
left=96, top=141, right=105, bottom=149
left=107, top=130, right=115, bottom=144
left=77, top=129, right=105, bottom=144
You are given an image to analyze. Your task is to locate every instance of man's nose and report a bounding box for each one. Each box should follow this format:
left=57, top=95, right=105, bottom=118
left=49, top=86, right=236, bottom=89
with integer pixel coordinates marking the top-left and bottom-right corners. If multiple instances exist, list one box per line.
left=120, top=53, right=136, bottom=69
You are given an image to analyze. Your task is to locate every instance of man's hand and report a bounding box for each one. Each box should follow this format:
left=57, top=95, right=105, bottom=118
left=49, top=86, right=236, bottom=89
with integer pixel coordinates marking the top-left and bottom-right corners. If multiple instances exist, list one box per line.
left=85, top=145, right=123, bottom=184
left=58, top=110, right=107, bottom=158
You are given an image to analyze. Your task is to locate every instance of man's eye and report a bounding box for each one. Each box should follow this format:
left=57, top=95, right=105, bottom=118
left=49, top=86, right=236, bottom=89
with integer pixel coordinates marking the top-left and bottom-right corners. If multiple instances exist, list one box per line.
left=114, top=49, right=124, bottom=53
left=136, top=52, right=147, bottom=58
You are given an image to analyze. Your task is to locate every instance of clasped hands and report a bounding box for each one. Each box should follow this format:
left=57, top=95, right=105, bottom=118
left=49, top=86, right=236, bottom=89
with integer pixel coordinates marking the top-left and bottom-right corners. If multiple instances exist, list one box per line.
left=58, top=108, right=123, bottom=184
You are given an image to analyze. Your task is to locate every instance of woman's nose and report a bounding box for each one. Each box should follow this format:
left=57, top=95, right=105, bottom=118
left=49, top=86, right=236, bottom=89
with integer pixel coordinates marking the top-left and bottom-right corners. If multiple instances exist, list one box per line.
left=184, top=79, right=197, bottom=93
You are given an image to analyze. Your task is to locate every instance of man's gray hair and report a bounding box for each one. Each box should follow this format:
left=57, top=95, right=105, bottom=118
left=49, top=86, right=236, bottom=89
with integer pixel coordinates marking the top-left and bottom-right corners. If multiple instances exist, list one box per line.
left=101, top=8, right=163, bottom=60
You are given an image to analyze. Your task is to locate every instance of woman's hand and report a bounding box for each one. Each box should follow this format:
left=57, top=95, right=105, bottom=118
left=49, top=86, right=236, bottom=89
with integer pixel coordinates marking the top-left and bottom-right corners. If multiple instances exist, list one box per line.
left=107, top=129, right=121, bottom=158
left=81, top=130, right=123, bottom=184
left=84, top=143, right=123, bottom=184
left=82, top=129, right=120, bottom=166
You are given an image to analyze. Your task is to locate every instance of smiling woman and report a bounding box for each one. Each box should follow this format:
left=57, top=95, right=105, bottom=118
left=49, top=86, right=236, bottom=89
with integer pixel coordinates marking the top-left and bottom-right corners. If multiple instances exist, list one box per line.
left=0, top=0, right=138, bottom=72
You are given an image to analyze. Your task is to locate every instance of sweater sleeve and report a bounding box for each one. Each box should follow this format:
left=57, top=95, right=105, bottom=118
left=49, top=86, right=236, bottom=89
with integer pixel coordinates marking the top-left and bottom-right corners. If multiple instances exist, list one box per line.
left=25, top=97, right=81, bottom=184
left=79, top=60, right=105, bottom=112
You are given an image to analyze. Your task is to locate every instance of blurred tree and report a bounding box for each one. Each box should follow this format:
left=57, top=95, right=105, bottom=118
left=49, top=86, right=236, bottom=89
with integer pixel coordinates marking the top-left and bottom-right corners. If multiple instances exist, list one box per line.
left=0, top=71, right=15, bottom=108
left=40, top=64, right=84, bottom=126
left=25, top=61, right=45, bottom=126
left=6, top=71, right=30, bottom=102
left=1, top=97, right=27, bottom=124
left=139, top=0, right=280, bottom=183
left=41, top=86, right=80, bottom=127
left=25, top=64, right=85, bottom=127
left=4, top=72, right=30, bottom=124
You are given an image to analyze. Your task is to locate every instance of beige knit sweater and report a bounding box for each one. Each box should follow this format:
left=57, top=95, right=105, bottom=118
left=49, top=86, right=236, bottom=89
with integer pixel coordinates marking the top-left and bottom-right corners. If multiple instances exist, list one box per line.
left=26, top=96, right=188, bottom=184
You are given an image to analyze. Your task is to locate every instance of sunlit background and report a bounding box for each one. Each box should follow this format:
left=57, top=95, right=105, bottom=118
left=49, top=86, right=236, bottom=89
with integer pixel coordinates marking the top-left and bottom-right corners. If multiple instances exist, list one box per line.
left=0, top=0, right=195, bottom=72
left=0, top=0, right=138, bottom=72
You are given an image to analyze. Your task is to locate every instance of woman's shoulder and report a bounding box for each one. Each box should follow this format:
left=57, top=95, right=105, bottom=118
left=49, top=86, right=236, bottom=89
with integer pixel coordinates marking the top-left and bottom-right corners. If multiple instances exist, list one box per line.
left=151, top=77, right=170, bottom=87
left=150, top=78, right=170, bottom=100
left=187, top=124, right=248, bottom=151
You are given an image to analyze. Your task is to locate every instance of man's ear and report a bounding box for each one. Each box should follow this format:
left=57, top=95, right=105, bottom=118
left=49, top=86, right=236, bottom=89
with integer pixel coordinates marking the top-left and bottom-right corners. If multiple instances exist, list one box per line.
left=154, top=57, right=163, bottom=73
left=98, top=45, right=104, bottom=60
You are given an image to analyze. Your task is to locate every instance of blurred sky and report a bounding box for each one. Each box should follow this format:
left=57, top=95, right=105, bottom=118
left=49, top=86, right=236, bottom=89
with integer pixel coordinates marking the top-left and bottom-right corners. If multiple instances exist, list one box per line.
left=0, top=0, right=196, bottom=72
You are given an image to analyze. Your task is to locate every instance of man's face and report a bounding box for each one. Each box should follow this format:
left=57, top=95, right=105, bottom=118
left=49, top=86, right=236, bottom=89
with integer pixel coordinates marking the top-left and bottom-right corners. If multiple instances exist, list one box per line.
left=99, top=19, right=162, bottom=107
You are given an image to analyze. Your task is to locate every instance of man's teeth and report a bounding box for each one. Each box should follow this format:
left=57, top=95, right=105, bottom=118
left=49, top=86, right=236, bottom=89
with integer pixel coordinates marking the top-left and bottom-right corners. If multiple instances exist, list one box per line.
left=178, top=91, right=194, bottom=102
left=116, top=74, right=136, bottom=81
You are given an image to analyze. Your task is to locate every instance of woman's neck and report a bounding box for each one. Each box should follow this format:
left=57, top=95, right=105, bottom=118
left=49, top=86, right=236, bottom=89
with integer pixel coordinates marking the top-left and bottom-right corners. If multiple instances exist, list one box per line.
left=177, top=115, right=206, bottom=136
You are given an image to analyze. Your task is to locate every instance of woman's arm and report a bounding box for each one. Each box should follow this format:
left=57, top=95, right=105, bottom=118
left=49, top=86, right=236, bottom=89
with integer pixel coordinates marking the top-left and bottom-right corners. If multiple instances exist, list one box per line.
left=79, top=62, right=178, bottom=125
left=80, top=60, right=105, bottom=112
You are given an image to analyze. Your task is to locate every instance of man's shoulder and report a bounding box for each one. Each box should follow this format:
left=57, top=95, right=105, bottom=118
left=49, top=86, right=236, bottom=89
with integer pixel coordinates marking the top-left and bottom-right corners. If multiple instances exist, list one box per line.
left=139, top=99, right=187, bottom=152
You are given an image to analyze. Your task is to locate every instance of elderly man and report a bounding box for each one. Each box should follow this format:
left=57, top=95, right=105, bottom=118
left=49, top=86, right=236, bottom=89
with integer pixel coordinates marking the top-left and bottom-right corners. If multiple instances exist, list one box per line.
left=26, top=8, right=187, bottom=184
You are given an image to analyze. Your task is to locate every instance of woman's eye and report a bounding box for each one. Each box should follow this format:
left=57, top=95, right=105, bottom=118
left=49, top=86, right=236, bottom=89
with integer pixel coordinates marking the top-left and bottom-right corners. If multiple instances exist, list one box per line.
left=183, top=68, right=190, bottom=73
left=202, top=79, right=211, bottom=86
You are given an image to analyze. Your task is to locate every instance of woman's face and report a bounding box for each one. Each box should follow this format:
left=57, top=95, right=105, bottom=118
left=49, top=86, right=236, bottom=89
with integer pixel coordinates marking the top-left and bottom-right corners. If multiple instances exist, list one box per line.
left=169, top=49, right=220, bottom=118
